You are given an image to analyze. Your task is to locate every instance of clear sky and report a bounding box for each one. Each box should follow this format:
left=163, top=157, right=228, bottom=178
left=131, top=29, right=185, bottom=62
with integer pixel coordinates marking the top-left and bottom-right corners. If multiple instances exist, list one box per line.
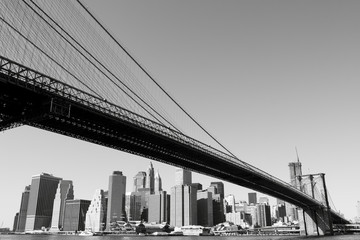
left=2, top=0, right=360, bottom=228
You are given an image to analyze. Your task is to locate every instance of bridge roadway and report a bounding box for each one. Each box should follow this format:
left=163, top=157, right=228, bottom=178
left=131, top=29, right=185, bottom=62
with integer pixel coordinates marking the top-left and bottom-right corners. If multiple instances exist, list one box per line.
left=0, top=56, right=347, bottom=224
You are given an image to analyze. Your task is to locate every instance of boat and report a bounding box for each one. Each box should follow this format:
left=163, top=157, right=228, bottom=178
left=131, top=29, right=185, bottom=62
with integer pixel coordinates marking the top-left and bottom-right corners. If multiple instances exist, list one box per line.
left=169, top=230, right=184, bottom=236
left=181, top=225, right=211, bottom=236
left=78, top=231, right=94, bottom=236
left=151, top=231, right=168, bottom=236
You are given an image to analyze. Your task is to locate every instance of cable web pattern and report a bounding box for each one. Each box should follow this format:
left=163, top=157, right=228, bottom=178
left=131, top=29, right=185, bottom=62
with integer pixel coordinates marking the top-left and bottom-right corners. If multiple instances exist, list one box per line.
left=0, top=0, right=217, bottom=144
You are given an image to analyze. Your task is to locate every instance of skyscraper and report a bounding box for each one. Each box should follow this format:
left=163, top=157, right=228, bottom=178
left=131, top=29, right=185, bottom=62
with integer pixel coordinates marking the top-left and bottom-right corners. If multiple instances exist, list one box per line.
left=63, top=199, right=90, bottom=231
left=197, top=190, right=213, bottom=227
left=289, top=161, right=302, bottom=189
left=256, top=203, right=271, bottom=227
left=133, top=171, right=146, bottom=192
left=154, top=171, right=162, bottom=194
left=50, top=180, right=74, bottom=231
left=175, top=168, right=192, bottom=186
left=16, top=185, right=31, bottom=232
left=106, top=171, right=126, bottom=231
left=148, top=191, right=170, bottom=224
left=146, top=162, right=155, bottom=194
left=171, top=184, right=198, bottom=227
left=25, top=173, right=62, bottom=231
left=224, top=194, right=236, bottom=213
left=208, top=182, right=225, bottom=224
left=248, top=192, right=257, bottom=205
left=85, top=189, right=107, bottom=232
left=125, top=192, right=142, bottom=221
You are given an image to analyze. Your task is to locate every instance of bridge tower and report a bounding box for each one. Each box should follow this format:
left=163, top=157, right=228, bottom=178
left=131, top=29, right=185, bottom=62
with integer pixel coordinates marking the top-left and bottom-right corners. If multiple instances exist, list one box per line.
left=297, top=173, right=333, bottom=236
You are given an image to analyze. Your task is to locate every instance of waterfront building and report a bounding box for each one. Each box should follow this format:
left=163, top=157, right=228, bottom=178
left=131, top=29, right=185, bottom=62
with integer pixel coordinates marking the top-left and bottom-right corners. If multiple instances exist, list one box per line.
left=224, top=194, right=236, bottom=213
left=148, top=191, right=170, bottom=224
left=63, top=199, right=90, bottom=231
left=225, top=212, right=246, bottom=228
left=154, top=171, right=162, bottom=194
left=289, top=161, right=302, bottom=189
left=133, top=171, right=146, bottom=192
left=175, top=168, right=191, bottom=186
left=278, top=203, right=286, bottom=220
left=208, top=182, right=225, bottom=224
left=170, top=181, right=198, bottom=227
left=259, top=196, right=269, bottom=205
left=25, top=173, right=62, bottom=231
left=248, top=192, right=257, bottom=205
left=13, top=213, right=19, bottom=232
left=85, top=189, right=107, bottom=232
left=246, top=204, right=257, bottom=226
left=106, top=171, right=126, bottom=231
left=15, top=185, right=31, bottom=232
left=146, top=162, right=155, bottom=194
left=50, top=180, right=74, bottom=231
left=197, top=190, right=213, bottom=227
left=257, top=203, right=271, bottom=227
left=125, top=192, right=142, bottom=221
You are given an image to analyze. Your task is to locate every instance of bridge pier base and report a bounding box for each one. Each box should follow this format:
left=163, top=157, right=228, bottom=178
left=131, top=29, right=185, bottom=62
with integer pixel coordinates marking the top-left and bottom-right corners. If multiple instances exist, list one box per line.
left=298, top=207, right=333, bottom=236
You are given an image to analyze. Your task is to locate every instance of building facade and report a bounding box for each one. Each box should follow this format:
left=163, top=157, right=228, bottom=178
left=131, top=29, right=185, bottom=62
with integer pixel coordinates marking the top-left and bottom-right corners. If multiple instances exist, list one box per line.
left=25, top=173, right=62, bottom=231
left=146, top=162, right=155, bottom=194
left=50, top=180, right=74, bottom=231
left=248, top=192, right=257, bottom=205
left=63, top=199, right=90, bottom=231
left=197, top=190, right=213, bottom=227
left=175, top=168, right=191, bottom=186
left=148, top=191, right=170, bottom=224
left=85, top=189, right=107, bottom=232
left=106, top=171, right=126, bottom=230
left=15, top=185, right=31, bottom=232
left=133, top=171, right=146, bottom=192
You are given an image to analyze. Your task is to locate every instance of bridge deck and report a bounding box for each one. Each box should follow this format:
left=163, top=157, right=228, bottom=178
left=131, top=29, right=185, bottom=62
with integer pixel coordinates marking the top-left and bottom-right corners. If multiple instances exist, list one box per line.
left=0, top=56, right=347, bottom=224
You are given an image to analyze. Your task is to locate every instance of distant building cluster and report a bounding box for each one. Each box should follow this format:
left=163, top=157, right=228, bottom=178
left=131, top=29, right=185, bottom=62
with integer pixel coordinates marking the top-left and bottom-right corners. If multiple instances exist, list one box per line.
left=12, top=161, right=305, bottom=233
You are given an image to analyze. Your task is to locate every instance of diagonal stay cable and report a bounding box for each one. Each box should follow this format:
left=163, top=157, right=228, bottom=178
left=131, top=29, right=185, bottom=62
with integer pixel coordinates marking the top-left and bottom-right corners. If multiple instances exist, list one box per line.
left=25, top=0, right=180, bottom=131
left=77, top=0, right=241, bottom=160
left=0, top=15, right=102, bottom=99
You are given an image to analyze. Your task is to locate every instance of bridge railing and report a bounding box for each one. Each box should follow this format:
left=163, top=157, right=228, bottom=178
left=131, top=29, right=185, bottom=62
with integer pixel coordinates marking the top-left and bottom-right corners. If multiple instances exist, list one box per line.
left=0, top=55, right=323, bottom=206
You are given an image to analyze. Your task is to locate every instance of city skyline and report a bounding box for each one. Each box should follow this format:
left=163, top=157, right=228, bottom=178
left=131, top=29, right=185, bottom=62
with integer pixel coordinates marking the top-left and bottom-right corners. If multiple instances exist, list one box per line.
left=2, top=0, right=360, bottom=228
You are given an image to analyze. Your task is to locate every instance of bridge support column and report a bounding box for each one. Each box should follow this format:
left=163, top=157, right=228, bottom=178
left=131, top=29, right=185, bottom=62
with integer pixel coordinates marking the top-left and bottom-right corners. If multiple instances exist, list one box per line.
left=298, top=207, right=333, bottom=236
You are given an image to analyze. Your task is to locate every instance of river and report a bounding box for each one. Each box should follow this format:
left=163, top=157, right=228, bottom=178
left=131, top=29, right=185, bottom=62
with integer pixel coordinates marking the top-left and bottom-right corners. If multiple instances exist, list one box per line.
left=0, top=235, right=359, bottom=240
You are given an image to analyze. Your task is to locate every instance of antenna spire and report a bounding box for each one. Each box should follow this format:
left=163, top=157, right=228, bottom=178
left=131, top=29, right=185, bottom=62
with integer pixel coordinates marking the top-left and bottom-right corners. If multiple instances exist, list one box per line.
left=295, top=147, right=300, bottom=163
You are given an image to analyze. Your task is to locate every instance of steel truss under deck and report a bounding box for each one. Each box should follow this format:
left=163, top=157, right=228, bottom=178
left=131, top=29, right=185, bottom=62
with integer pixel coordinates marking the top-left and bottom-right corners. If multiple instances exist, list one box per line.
left=0, top=55, right=347, bottom=224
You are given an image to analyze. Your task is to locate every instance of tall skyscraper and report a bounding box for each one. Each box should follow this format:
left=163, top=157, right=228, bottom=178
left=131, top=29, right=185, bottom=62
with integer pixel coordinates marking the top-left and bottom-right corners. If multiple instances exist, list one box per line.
left=170, top=184, right=198, bottom=227
left=106, top=171, right=126, bottom=231
left=63, top=199, right=90, bottom=231
left=197, top=190, right=213, bottom=227
left=259, top=197, right=269, bottom=205
left=13, top=213, right=19, bottom=232
left=148, top=191, right=170, bottom=224
left=146, top=162, right=155, bottom=194
left=125, top=192, right=142, bottom=221
left=50, top=180, right=74, bottom=231
left=25, top=173, right=62, bottom=231
left=289, top=161, right=302, bottom=189
left=248, top=192, right=257, bottom=205
left=133, top=171, right=146, bottom=192
left=208, top=182, right=225, bottom=224
left=16, top=185, right=31, bottom=232
left=224, top=194, right=236, bottom=213
left=210, top=182, right=224, bottom=198
left=154, top=171, right=162, bottom=194
left=175, top=168, right=192, bottom=186
left=256, top=203, right=271, bottom=227
left=85, top=189, right=107, bottom=232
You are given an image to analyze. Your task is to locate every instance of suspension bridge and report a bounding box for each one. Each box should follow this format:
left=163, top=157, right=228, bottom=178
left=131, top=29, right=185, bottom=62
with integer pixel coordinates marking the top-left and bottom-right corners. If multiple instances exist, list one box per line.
left=0, top=0, right=349, bottom=235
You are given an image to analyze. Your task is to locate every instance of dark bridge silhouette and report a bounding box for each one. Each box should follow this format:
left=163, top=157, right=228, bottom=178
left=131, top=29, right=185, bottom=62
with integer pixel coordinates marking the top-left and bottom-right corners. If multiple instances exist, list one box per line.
left=0, top=0, right=349, bottom=233
left=0, top=56, right=347, bottom=225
